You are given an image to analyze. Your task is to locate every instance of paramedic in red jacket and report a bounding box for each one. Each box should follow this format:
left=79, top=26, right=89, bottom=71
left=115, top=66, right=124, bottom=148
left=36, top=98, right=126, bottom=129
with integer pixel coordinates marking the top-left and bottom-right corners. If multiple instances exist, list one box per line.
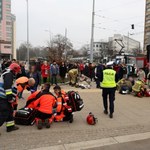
left=53, top=85, right=73, bottom=123
left=25, top=90, right=40, bottom=108
left=33, top=83, right=56, bottom=129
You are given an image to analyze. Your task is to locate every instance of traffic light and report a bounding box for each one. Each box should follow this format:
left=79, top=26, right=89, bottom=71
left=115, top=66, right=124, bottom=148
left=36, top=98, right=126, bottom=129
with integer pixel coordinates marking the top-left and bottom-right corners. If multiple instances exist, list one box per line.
left=131, top=24, right=134, bottom=29
left=147, top=45, right=150, bottom=62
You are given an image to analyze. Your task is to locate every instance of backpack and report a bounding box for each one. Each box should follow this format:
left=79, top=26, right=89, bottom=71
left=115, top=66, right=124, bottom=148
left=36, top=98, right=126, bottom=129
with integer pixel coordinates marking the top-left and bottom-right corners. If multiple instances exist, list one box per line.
left=67, top=91, right=84, bottom=112
left=15, top=108, right=37, bottom=125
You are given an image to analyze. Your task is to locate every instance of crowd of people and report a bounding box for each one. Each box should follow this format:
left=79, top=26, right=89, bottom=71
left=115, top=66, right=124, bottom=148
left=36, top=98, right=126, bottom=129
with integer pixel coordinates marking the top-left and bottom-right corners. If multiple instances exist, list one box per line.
left=0, top=59, right=150, bottom=90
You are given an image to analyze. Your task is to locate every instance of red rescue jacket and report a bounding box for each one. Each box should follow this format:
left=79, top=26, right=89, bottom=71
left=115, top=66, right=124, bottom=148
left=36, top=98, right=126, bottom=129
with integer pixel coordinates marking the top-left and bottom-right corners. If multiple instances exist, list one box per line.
left=33, top=92, right=56, bottom=114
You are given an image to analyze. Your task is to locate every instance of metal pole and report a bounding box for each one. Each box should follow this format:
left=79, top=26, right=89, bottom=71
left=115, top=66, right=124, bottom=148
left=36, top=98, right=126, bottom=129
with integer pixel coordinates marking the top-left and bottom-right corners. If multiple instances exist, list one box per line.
left=90, top=0, right=95, bottom=63
left=26, top=0, right=29, bottom=66
left=127, top=32, right=129, bottom=53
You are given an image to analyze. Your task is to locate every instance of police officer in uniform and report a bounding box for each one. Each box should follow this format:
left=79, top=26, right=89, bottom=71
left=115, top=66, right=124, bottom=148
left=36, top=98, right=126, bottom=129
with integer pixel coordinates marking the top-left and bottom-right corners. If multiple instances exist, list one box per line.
left=100, top=63, right=118, bottom=118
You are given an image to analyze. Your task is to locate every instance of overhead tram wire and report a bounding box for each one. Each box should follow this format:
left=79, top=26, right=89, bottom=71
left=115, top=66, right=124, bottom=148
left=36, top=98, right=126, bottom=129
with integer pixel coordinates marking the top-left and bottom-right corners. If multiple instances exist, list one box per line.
left=95, top=14, right=144, bottom=31
left=95, top=0, right=142, bottom=13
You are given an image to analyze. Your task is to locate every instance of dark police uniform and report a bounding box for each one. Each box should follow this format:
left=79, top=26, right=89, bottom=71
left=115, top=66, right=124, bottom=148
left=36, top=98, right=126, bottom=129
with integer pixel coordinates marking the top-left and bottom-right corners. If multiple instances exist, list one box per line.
left=0, top=69, right=18, bottom=132
left=100, top=68, right=118, bottom=118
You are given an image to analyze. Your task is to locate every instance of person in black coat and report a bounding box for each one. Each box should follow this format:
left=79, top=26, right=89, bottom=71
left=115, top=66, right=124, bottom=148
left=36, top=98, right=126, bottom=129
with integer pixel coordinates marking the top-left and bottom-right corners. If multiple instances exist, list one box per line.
left=59, top=62, right=67, bottom=83
left=27, top=65, right=41, bottom=93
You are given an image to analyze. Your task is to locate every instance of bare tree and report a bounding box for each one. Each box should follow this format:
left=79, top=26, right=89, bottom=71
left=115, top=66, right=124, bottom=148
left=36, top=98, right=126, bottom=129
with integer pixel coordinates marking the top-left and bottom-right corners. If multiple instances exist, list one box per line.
left=47, top=34, right=73, bottom=62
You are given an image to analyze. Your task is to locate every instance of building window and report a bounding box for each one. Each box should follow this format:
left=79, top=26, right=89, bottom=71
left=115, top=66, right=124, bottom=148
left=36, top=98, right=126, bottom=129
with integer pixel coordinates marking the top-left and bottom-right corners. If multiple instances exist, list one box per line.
left=6, top=21, right=11, bottom=25
left=96, top=45, right=98, bottom=47
left=146, top=32, right=150, bottom=36
left=146, top=20, right=150, bottom=23
left=4, top=46, right=11, bottom=49
left=6, top=4, right=11, bottom=9
left=6, top=27, right=11, bottom=31
left=7, top=33, right=12, bottom=37
left=6, top=15, right=11, bottom=20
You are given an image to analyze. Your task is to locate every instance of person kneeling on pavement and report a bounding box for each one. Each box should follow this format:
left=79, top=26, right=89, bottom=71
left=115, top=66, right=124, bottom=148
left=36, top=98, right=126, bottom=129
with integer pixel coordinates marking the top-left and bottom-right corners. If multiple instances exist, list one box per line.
left=53, top=85, right=73, bottom=123
left=117, top=78, right=132, bottom=94
left=33, top=83, right=56, bottom=129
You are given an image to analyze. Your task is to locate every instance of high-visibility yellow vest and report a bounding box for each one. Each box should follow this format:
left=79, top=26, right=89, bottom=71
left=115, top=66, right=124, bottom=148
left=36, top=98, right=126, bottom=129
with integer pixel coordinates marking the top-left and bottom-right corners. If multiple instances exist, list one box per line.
left=101, top=69, right=116, bottom=88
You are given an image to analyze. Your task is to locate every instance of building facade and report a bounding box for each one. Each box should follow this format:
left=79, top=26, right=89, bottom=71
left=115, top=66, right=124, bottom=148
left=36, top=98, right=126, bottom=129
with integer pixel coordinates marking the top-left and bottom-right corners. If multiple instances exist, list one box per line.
left=93, top=41, right=109, bottom=58
left=0, top=0, right=16, bottom=59
left=108, top=34, right=140, bottom=55
left=144, top=0, right=150, bottom=52
left=11, top=14, right=16, bottom=59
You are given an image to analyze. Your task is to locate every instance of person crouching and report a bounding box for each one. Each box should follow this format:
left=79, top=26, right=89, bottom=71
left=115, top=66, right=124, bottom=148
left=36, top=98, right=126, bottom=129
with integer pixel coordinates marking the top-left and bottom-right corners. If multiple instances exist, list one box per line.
left=33, top=83, right=56, bottom=129
left=53, top=85, right=73, bottom=123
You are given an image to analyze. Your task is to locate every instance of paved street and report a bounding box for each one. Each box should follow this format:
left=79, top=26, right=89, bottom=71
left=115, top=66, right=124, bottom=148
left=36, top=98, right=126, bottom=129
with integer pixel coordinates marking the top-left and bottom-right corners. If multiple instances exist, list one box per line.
left=87, top=138, right=150, bottom=150
left=0, top=85, right=150, bottom=150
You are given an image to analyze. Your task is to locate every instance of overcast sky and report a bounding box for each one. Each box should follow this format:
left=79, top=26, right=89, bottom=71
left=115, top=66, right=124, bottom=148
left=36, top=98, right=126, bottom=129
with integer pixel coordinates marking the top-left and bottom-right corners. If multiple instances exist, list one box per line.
left=11, top=0, right=145, bottom=49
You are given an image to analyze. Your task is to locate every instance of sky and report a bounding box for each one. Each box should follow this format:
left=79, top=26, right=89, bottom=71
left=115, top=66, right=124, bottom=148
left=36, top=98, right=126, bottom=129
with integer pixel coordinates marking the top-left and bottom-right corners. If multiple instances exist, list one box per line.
left=11, top=0, right=145, bottom=49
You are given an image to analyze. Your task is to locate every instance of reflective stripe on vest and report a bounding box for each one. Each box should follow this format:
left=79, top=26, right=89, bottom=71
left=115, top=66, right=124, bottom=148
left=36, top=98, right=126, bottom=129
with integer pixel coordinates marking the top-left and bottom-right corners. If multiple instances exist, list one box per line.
left=101, top=69, right=116, bottom=88
left=0, top=70, right=15, bottom=99
left=0, top=73, right=6, bottom=98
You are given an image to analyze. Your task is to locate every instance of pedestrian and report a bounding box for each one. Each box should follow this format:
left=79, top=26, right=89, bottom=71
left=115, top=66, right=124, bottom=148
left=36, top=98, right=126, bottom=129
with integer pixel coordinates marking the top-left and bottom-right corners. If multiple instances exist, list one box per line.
left=41, top=61, right=50, bottom=83
left=27, top=65, right=41, bottom=93
left=50, top=60, right=59, bottom=85
left=16, top=61, right=26, bottom=79
left=95, top=63, right=103, bottom=88
left=88, top=63, right=94, bottom=81
left=79, top=63, right=84, bottom=75
left=100, top=64, right=118, bottom=119
left=0, top=63, right=21, bottom=133
left=137, top=68, right=146, bottom=81
left=59, top=62, right=67, bottom=83
left=83, top=63, right=89, bottom=77
left=147, top=70, right=150, bottom=88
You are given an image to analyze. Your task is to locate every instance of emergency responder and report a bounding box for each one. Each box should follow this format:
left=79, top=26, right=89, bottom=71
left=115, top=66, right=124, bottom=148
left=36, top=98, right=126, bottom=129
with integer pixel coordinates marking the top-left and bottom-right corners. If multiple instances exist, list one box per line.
left=0, top=63, right=21, bottom=133
left=25, top=90, right=40, bottom=108
left=33, top=83, right=56, bottom=129
left=68, top=67, right=78, bottom=86
left=53, top=85, right=73, bottom=122
left=16, top=76, right=35, bottom=94
left=100, top=63, right=118, bottom=119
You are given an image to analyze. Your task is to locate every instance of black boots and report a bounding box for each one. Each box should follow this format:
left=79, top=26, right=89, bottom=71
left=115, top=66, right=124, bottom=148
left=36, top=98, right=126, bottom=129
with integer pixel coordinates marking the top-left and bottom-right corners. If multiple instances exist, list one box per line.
left=104, top=110, right=113, bottom=119
left=7, top=125, right=19, bottom=132
left=104, top=110, right=108, bottom=115
left=109, top=114, right=113, bottom=119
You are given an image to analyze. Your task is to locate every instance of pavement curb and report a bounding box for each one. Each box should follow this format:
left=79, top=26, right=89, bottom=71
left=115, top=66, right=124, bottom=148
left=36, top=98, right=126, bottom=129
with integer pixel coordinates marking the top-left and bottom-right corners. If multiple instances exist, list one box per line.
left=30, top=132, right=150, bottom=150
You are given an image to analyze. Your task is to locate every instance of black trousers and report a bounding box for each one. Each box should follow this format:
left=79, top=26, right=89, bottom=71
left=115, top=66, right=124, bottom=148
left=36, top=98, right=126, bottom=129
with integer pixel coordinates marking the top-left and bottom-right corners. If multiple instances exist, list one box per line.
left=0, top=98, right=14, bottom=127
left=102, top=88, right=116, bottom=114
left=36, top=111, right=52, bottom=120
left=43, top=77, right=47, bottom=83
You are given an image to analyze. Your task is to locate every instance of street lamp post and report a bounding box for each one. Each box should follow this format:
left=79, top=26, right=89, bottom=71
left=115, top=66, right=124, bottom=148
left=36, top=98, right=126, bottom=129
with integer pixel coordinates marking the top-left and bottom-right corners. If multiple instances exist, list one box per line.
left=45, top=29, right=52, bottom=45
left=90, top=0, right=95, bottom=63
left=26, top=0, right=29, bottom=66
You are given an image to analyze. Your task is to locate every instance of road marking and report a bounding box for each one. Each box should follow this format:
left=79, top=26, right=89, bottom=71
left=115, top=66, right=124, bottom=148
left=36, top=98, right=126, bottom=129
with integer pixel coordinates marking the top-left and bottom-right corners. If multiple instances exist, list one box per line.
left=30, top=132, right=150, bottom=150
